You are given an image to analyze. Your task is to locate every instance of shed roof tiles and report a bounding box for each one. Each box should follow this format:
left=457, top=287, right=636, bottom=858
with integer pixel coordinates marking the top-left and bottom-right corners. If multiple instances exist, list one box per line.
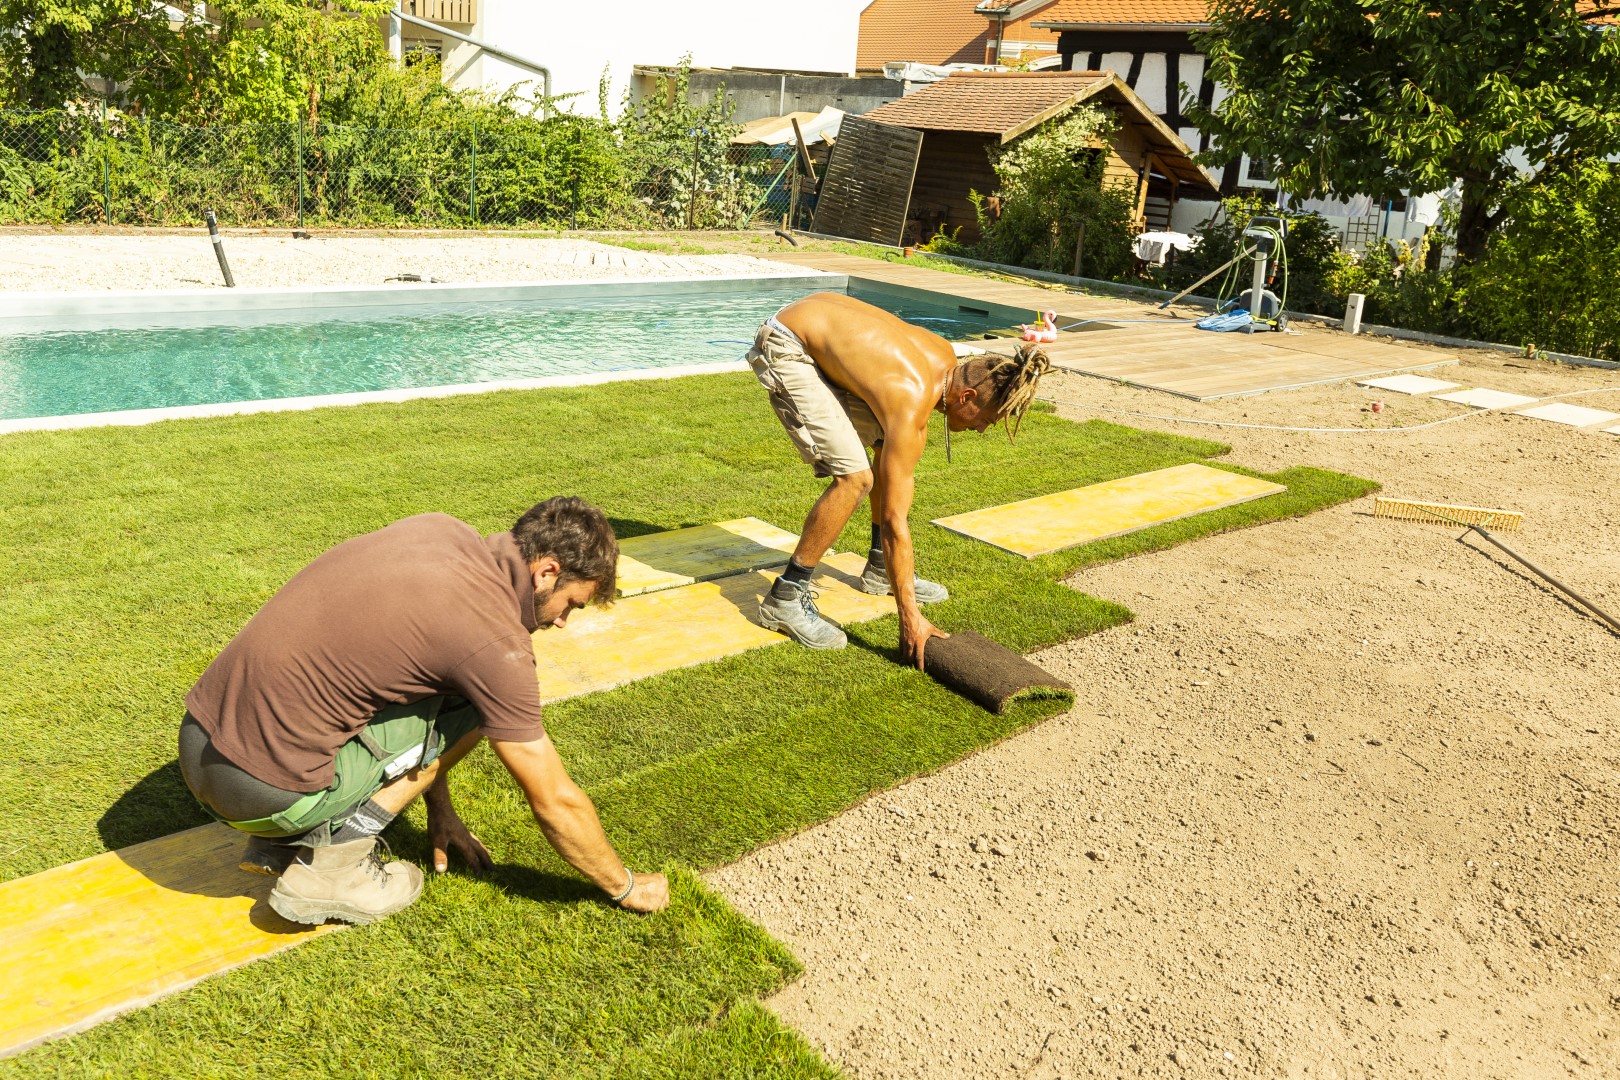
left=863, top=70, right=1112, bottom=136
left=861, top=70, right=1217, bottom=191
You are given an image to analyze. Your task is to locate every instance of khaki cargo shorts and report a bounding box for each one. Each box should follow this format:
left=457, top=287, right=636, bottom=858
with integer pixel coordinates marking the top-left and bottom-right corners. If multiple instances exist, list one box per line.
left=747, top=317, right=882, bottom=478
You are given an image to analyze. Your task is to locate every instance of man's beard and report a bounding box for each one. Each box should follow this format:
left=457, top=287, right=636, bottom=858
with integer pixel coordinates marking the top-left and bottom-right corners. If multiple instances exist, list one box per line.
left=532, top=578, right=555, bottom=627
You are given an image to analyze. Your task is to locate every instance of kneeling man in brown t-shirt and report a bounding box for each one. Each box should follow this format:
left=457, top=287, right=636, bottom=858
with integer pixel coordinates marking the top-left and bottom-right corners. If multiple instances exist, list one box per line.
left=178, top=496, right=668, bottom=925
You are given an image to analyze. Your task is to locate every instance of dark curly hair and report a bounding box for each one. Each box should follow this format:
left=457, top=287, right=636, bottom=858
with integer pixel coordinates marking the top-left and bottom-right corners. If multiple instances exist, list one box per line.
left=959, top=343, right=1052, bottom=441
left=512, top=496, right=618, bottom=603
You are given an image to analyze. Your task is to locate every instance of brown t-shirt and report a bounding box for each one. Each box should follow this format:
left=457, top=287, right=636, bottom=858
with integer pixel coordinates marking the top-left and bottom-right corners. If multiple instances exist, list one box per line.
left=186, top=513, right=545, bottom=791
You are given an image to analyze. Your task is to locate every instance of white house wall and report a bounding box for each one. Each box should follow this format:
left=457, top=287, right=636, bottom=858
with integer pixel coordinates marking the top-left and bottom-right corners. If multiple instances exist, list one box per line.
left=426, top=0, right=868, bottom=116
left=1175, top=52, right=1204, bottom=151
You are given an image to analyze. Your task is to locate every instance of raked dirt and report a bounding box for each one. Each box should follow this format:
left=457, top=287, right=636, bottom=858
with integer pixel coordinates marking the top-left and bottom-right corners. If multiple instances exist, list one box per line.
left=709, top=342, right=1620, bottom=1079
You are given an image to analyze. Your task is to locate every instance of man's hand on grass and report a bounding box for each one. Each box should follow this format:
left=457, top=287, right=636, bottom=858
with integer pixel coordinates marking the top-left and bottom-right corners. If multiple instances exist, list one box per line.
left=617, top=870, right=670, bottom=913
left=427, top=799, right=494, bottom=874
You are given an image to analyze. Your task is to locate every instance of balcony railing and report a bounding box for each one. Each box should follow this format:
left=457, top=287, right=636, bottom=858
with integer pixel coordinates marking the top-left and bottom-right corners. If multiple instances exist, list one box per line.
left=400, top=0, right=476, bottom=24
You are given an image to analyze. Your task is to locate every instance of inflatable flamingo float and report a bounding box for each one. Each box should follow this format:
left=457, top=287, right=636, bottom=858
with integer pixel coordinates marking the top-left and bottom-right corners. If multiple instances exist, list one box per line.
left=1020, top=310, right=1058, bottom=343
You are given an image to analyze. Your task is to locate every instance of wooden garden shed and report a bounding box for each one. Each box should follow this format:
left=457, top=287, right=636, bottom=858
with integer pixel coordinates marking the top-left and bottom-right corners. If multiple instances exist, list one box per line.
left=855, top=69, right=1217, bottom=245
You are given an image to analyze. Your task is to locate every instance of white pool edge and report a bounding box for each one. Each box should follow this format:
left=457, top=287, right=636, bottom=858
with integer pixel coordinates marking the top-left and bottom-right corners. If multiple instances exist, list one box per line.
left=0, top=359, right=751, bottom=436
left=0, top=270, right=843, bottom=321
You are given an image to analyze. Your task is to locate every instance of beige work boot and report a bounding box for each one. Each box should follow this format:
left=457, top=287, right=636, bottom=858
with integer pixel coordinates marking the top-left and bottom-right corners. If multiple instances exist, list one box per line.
left=267, top=837, right=423, bottom=926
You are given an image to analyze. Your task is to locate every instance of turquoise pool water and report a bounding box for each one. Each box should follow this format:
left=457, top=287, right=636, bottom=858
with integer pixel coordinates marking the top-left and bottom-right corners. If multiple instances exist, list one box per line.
left=0, top=284, right=1023, bottom=421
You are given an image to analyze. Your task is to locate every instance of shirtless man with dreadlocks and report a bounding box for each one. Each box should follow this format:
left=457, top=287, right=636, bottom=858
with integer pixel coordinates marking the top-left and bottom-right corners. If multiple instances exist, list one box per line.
left=746, top=292, right=1051, bottom=670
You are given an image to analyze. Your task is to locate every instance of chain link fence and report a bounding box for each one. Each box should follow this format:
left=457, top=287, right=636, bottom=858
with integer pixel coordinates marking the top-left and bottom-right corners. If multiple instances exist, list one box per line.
left=0, top=108, right=800, bottom=230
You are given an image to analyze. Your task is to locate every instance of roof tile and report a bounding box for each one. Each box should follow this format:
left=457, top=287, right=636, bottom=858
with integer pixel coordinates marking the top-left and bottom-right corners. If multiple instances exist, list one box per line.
left=1033, top=0, right=1208, bottom=27
left=857, top=0, right=993, bottom=70
left=861, top=70, right=1113, bottom=136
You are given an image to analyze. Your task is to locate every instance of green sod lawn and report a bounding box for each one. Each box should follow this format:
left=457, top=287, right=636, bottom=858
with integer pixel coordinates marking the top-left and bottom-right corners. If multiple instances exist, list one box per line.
left=0, top=373, right=1375, bottom=1077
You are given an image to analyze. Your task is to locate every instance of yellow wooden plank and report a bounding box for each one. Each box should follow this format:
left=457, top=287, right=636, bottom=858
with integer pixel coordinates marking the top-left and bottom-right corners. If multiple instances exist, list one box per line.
left=536, top=551, right=894, bottom=702
left=616, top=517, right=804, bottom=597
left=0, top=824, right=335, bottom=1059
left=932, top=463, right=1286, bottom=558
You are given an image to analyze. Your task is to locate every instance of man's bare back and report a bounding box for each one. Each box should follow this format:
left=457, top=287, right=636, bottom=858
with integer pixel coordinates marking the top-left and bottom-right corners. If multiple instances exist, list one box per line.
left=775, top=292, right=957, bottom=439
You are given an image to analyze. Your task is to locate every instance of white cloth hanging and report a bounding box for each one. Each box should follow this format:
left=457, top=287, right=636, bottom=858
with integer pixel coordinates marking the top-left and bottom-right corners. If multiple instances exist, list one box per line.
left=1132, top=231, right=1197, bottom=264
left=1342, top=194, right=1376, bottom=219
left=1405, top=192, right=1442, bottom=226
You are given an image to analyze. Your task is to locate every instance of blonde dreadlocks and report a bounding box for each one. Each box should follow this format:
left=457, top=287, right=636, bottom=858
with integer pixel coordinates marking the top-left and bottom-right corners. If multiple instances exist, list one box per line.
left=958, top=343, right=1053, bottom=443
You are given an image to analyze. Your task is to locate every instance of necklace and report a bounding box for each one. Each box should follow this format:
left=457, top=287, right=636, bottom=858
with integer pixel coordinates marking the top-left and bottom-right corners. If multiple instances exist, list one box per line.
left=940, top=365, right=955, bottom=464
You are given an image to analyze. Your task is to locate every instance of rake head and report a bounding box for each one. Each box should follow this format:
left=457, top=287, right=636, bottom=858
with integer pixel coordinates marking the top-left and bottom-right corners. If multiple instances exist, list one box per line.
left=1373, top=497, right=1523, bottom=532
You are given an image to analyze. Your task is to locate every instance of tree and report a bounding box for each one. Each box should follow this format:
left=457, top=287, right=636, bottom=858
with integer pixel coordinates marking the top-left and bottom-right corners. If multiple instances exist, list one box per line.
left=0, top=1, right=392, bottom=124
left=1187, top=0, right=1620, bottom=263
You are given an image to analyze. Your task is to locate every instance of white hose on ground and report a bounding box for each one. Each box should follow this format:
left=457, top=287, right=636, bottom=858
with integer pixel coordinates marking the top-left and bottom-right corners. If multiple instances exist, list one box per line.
left=1036, top=386, right=1620, bottom=434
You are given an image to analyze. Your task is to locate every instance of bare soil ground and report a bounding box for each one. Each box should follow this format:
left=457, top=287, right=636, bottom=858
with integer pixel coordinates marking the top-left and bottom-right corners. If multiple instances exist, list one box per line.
left=710, top=339, right=1620, bottom=1079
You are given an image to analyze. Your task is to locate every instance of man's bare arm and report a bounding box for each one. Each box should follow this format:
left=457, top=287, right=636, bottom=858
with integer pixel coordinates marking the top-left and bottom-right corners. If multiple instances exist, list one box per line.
left=491, top=735, right=669, bottom=912
left=873, top=425, right=947, bottom=670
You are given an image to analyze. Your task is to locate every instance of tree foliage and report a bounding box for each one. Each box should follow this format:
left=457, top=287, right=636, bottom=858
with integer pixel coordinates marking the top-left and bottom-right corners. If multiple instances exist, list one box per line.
left=1187, top=0, right=1620, bottom=263
left=0, top=0, right=393, bottom=125
left=1457, top=159, right=1620, bottom=360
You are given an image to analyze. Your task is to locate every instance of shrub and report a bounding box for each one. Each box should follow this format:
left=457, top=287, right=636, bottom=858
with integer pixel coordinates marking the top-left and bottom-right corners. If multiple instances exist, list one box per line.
left=0, top=57, right=775, bottom=230
left=1455, top=160, right=1620, bottom=361
left=948, top=106, right=1138, bottom=280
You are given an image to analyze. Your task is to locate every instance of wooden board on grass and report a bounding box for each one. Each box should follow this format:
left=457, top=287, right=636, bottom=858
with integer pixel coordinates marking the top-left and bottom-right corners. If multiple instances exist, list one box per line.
left=932, top=463, right=1286, bottom=558
left=616, top=517, right=802, bottom=597
left=0, top=824, right=337, bottom=1060
left=536, top=551, right=895, bottom=702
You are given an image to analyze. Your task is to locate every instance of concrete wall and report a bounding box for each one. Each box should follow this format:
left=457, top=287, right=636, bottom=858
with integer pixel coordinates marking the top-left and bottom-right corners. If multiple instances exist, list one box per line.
left=634, top=68, right=902, bottom=125
left=409, top=0, right=870, bottom=117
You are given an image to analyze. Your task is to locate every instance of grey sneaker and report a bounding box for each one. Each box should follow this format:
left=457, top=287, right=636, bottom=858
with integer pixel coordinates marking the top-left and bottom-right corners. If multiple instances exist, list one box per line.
left=759, top=579, right=848, bottom=649
left=268, top=837, right=423, bottom=926
left=239, top=834, right=299, bottom=876
left=859, top=560, right=949, bottom=603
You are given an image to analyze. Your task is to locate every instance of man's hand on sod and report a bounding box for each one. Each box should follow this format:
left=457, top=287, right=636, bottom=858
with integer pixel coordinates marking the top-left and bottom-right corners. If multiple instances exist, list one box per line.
left=425, top=775, right=494, bottom=874
left=900, top=608, right=948, bottom=671
left=492, top=735, right=672, bottom=914
left=617, top=871, right=671, bottom=914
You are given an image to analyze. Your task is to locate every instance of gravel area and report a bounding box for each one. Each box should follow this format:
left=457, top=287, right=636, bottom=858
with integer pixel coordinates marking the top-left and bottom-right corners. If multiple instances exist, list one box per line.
left=709, top=343, right=1620, bottom=1079
left=0, top=233, right=794, bottom=291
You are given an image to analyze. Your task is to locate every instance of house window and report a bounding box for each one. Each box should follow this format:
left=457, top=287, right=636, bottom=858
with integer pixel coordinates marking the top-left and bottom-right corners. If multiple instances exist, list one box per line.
left=404, top=41, right=443, bottom=66
left=1238, top=154, right=1278, bottom=190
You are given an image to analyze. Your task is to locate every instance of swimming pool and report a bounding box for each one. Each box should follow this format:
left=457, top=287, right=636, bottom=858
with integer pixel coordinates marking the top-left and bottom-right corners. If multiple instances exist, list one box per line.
left=0, top=277, right=1030, bottom=427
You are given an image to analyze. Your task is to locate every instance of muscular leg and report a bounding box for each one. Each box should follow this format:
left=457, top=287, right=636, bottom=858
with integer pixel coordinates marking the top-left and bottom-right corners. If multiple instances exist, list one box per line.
left=371, top=726, right=484, bottom=815
left=791, top=469, right=873, bottom=567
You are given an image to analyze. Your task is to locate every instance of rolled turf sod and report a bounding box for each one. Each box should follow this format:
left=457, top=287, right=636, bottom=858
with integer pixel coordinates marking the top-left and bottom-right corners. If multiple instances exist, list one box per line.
left=922, top=630, right=1073, bottom=714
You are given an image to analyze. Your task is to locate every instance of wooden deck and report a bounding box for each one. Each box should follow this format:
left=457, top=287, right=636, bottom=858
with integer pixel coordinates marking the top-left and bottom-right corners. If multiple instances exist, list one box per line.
left=764, top=252, right=1457, bottom=400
